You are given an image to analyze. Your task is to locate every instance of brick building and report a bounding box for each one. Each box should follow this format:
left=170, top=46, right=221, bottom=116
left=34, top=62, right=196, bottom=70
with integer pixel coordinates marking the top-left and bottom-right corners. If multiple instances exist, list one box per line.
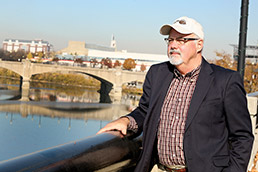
left=2, top=39, right=51, bottom=54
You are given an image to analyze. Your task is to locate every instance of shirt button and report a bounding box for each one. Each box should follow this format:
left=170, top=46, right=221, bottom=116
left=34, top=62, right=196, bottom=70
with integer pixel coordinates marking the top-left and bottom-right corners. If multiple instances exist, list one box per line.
left=176, top=116, right=179, bottom=119
left=172, top=135, right=175, bottom=138
left=178, top=98, right=181, bottom=102
left=173, top=154, right=176, bottom=157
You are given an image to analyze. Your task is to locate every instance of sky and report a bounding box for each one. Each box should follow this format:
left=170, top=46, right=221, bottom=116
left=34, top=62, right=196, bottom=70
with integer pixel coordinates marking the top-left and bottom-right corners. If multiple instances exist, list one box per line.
left=0, top=0, right=258, bottom=60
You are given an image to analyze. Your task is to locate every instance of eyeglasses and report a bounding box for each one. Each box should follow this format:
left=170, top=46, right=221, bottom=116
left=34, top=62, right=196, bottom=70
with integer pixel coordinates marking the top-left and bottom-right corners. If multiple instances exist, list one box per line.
left=164, top=37, right=199, bottom=45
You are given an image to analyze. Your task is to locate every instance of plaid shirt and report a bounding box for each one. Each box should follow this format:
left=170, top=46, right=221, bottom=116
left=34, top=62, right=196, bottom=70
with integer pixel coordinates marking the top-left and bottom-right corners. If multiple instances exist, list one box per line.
left=128, top=65, right=201, bottom=166
left=158, top=66, right=200, bottom=166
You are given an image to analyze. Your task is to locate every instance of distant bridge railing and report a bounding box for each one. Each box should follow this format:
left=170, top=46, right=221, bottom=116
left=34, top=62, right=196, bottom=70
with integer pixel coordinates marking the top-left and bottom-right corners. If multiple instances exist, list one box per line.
left=0, top=131, right=141, bottom=172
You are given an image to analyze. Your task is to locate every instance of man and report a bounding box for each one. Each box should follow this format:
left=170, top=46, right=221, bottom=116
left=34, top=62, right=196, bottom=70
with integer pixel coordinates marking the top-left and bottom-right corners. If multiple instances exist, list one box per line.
left=97, top=16, right=254, bottom=172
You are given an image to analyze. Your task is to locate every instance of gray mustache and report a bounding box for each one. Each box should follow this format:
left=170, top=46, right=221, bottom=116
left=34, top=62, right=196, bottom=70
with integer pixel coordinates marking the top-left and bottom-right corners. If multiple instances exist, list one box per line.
left=169, top=49, right=181, bottom=55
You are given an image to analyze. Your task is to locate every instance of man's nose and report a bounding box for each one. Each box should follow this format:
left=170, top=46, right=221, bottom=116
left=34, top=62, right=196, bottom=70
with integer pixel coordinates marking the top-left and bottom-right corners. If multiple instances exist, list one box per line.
left=168, top=41, right=179, bottom=49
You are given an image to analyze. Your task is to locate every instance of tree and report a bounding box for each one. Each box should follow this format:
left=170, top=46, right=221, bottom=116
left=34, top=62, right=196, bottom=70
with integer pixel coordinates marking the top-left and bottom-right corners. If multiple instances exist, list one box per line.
left=27, top=52, right=33, bottom=60
left=36, top=52, right=44, bottom=63
left=74, top=58, right=83, bottom=64
left=113, top=60, right=121, bottom=68
left=90, top=58, right=98, bottom=68
left=214, top=51, right=236, bottom=71
left=244, top=62, right=258, bottom=93
left=100, top=58, right=105, bottom=68
left=46, top=51, right=57, bottom=59
left=38, top=52, right=44, bottom=58
left=140, top=63, right=147, bottom=72
left=99, top=58, right=113, bottom=68
left=214, top=50, right=258, bottom=93
left=52, top=57, right=59, bottom=62
left=0, top=49, right=7, bottom=59
left=0, top=50, right=27, bottom=61
left=104, top=58, right=113, bottom=68
left=123, top=58, right=136, bottom=70
left=13, top=50, right=26, bottom=61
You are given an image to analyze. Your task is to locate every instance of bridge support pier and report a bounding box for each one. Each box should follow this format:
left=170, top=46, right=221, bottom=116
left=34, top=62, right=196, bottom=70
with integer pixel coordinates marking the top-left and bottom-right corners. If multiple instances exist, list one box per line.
left=110, top=85, right=122, bottom=103
left=20, top=77, right=30, bottom=101
left=99, top=81, right=112, bottom=103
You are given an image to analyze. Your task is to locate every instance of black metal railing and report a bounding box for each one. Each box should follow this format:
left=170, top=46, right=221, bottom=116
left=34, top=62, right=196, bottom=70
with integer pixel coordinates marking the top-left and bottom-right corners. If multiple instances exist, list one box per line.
left=0, top=131, right=141, bottom=172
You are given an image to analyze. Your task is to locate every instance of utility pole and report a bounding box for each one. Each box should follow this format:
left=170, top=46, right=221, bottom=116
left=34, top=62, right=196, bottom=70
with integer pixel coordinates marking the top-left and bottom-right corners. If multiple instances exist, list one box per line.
left=237, top=0, right=249, bottom=78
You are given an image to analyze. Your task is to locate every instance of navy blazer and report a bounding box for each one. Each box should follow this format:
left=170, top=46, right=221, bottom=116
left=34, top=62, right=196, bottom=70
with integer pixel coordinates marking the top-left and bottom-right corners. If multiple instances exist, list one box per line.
left=128, top=58, right=254, bottom=172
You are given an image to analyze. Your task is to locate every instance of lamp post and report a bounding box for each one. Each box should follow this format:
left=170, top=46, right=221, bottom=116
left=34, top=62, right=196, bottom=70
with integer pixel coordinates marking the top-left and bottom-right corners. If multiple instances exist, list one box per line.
left=237, top=0, right=249, bottom=79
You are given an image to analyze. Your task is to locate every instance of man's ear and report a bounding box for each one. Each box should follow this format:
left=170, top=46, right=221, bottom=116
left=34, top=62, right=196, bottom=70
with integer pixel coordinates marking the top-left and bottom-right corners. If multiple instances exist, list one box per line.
left=197, top=39, right=204, bottom=53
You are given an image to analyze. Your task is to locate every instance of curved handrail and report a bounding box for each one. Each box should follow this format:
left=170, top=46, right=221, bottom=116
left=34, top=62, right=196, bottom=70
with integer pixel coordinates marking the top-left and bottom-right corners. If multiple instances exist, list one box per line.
left=0, top=131, right=141, bottom=172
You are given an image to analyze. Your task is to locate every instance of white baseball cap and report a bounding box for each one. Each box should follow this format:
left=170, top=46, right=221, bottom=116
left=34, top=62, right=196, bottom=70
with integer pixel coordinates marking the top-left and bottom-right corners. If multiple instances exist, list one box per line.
left=160, top=16, right=204, bottom=39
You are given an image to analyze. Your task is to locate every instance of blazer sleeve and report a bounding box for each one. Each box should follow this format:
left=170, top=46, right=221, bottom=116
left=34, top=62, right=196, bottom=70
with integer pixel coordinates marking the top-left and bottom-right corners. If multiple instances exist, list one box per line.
left=223, top=72, right=254, bottom=171
left=127, top=65, right=154, bottom=133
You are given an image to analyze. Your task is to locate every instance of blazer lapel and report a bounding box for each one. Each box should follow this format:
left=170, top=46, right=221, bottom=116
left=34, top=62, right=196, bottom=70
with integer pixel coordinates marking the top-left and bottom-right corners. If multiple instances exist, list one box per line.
left=184, top=58, right=214, bottom=132
left=150, top=62, right=175, bottom=116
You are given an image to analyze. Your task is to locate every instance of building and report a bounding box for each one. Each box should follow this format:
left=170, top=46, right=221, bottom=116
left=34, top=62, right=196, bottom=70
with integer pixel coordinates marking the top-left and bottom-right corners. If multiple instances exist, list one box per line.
left=230, top=44, right=258, bottom=63
left=2, top=39, right=51, bottom=54
left=58, top=36, right=168, bottom=71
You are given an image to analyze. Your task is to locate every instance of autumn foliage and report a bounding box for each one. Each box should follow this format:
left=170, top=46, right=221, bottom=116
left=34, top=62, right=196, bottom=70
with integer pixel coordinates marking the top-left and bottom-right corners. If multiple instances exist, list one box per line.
left=140, top=63, right=147, bottom=72
left=113, top=60, right=122, bottom=68
left=214, top=51, right=258, bottom=93
left=123, top=58, right=136, bottom=70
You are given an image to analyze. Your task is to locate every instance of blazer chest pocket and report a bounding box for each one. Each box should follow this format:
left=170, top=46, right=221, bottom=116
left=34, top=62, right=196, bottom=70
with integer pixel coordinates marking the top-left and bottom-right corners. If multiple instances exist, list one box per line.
left=202, top=98, right=222, bottom=106
left=199, top=98, right=223, bottom=116
left=213, top=155, right=230, bottom=167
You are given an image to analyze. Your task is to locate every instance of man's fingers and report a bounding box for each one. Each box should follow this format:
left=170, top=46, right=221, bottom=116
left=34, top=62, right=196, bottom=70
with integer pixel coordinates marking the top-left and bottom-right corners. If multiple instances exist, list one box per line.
left=96, top=126, right=114, bottom=134
left=96, top=117, right=130, bottom=135
left=121, top=128, right=127, bottom=136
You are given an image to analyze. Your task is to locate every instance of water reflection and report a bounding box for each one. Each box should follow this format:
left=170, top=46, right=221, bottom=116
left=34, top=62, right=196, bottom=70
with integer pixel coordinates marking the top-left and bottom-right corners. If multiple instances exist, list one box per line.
left=0, top=77, right=141, bottom=162
left=30, top=82, right=106, bottom=103
left=0, top=102, right=130, bottom=162
left=29, top=87, right=100, bottom=103
left=0, top=78, right=22, bottom=101
left=0, top=78, right=111, bottom=103
left=0, top=78, right=142, bottom=107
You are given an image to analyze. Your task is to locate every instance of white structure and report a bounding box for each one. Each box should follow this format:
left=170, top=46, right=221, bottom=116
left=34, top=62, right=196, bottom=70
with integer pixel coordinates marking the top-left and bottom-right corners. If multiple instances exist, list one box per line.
left=58, top=36, right=168, bottom=71
left=2, top=39, right=51, bottom=54
left=87, top=49, right=168, bottom=71
left=110, top=34, right=117, bottom=50
left=230, top=44, right=258, bottom=63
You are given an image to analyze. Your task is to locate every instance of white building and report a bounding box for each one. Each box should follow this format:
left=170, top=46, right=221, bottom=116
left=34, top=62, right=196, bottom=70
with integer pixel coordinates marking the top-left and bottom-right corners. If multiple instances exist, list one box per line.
left=2, top=39, right=51, bottom=54
left=87, top=49, right=168, bottom=71
left=58, top=37, right=168, bottom=71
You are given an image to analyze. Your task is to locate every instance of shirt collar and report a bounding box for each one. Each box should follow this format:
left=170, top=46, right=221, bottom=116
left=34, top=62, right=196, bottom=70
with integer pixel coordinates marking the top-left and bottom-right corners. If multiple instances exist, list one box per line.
left=174, top=65, right=201, bottom=81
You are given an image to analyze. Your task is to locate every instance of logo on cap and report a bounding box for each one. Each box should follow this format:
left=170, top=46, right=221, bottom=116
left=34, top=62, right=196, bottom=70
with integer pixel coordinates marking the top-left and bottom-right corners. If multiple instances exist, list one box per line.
left=174, top=19, right=186, bottom=25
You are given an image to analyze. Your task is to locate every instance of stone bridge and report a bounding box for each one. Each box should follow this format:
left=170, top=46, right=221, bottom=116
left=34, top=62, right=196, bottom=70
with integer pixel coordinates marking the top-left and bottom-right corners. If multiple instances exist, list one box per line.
left=0, top=60, right=146, bottom=102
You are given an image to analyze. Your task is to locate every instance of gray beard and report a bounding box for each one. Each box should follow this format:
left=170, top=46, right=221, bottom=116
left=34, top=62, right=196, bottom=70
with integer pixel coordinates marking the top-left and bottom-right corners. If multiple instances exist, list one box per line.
left=168, top=55, right=183, bottom=65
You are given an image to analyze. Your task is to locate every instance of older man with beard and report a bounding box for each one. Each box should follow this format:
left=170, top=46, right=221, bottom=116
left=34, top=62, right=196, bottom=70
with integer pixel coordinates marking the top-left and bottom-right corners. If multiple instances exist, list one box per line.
left=97, top=16, right=253, bottom=172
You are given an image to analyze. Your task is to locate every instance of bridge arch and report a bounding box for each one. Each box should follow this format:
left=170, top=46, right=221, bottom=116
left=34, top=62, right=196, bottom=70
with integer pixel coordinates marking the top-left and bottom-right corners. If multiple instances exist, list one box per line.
left=32, top=70, right=114, bottom=103
left=0, top=66, right=21, bottom=79
left=74, top=72, right=113, bottom=103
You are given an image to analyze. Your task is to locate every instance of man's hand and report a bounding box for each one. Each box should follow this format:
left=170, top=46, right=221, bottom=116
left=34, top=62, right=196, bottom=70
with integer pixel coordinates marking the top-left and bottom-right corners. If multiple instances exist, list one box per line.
left=96, top=117, right=130, bottom=136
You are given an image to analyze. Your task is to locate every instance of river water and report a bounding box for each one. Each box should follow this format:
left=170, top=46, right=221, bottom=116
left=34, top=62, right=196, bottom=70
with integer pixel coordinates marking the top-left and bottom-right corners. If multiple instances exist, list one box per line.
left=0, top=78, right=141, bottom=162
